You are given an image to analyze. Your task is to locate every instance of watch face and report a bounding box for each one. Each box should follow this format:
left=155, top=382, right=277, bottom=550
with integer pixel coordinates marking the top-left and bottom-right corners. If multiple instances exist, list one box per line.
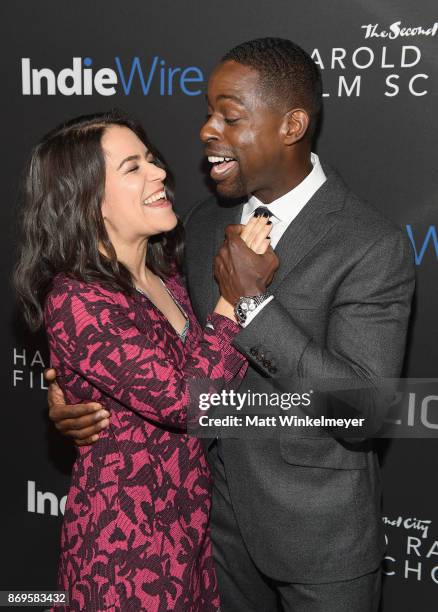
left=236, top=301, right=249, bottom=323
left=235, top=294, right=269, bottom=324
left=236, top=304, right=246, bottom=319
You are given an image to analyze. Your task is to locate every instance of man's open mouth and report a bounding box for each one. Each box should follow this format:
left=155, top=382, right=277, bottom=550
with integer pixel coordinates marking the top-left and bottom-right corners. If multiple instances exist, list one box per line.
left=207, top=155, right=238, bottom=180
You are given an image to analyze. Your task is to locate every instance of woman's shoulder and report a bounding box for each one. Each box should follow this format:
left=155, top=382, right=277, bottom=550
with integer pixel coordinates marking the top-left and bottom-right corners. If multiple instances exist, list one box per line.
left=46, top=273, right=132, bottom=313
left=165, top=270, right=187, bottom=291
left=164, top=271, right=189, bottom=300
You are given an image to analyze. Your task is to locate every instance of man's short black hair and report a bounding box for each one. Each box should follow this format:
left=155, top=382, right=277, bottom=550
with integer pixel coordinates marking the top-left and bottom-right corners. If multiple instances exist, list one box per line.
left=222, top=37, right=322, bottom=138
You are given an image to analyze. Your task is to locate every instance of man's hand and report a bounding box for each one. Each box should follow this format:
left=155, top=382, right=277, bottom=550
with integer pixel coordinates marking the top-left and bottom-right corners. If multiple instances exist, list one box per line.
left=214, top=224, right=279, bottom=304
left=46, top=368, right=110, bottom=446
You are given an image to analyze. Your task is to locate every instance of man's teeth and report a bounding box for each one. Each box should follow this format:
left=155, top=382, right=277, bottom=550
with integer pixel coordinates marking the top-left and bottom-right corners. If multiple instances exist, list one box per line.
left=208, top=156, right=235, bottom=164
left=143, top=190, right=166, bottom=205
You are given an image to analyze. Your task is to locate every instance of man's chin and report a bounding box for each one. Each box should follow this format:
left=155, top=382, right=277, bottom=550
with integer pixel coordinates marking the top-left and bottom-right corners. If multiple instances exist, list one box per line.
left=215, top=179, right=246, bottom=200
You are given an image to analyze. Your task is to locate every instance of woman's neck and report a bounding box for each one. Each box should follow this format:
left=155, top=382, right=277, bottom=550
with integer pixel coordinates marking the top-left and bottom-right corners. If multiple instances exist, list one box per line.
left=101, top=236, right=152, bottom=287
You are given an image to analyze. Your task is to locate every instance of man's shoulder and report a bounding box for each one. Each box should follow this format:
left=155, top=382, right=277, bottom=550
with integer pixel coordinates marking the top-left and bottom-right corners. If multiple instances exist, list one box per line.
left=183, top=194, right=218, bottom=227
left=325, top=167, right=405, bottom=245
left=345, top=192, right=400, bottom=238
left=183, top=193, right=244, bottom=228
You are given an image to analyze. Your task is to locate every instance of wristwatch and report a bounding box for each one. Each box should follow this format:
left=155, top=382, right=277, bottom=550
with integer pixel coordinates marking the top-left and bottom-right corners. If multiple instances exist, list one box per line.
left=234, top=292, right=271, bottom=326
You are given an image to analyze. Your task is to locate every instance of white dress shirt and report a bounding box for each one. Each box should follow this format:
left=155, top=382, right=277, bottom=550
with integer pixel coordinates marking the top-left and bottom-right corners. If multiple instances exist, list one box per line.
left=239, top=153, right=327, bottom=326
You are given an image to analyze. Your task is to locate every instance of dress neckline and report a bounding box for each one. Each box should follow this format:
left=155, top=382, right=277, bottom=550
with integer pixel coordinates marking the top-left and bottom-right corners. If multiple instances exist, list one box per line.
left=135, top=278, right=189, bottom=343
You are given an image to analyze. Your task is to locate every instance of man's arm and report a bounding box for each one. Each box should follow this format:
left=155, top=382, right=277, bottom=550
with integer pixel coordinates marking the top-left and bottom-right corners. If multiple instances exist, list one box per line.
left=47, top=369, right=110, bottom=446
left=216, top=228, right=415, bottom=433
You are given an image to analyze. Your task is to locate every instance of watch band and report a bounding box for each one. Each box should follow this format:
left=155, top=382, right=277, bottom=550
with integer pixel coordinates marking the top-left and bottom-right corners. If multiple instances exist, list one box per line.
left=234, top=292, right=271, bottom=326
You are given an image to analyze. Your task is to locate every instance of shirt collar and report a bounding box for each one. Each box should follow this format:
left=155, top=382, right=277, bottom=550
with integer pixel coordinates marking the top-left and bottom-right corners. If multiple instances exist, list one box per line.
left=245, top=153, right=326, bottom=223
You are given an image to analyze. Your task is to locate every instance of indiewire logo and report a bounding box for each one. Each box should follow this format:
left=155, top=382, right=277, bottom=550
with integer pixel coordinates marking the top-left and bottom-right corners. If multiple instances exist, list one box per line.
left=21, top=56, right=204, bottom=96
left=27, top=480, right=67, bottom=516
left=406, top=225, right=438, bottom=265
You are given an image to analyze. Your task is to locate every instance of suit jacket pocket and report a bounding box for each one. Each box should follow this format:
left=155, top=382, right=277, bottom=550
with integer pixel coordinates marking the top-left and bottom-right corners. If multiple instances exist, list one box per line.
left=280, top=436, right=367, bottom=470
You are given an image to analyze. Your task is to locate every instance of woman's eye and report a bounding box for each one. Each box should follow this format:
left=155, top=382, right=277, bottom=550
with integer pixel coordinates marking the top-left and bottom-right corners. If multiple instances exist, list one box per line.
left=127, top=165, right=139, bottom=173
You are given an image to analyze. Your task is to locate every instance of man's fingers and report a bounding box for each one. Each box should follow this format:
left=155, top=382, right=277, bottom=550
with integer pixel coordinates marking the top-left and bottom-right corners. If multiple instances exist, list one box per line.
left=50, top=402, right=103, bottom=423
left=214, top=253, right=225, bottom=275
left=47, top=377, right=67, bottom=416
left=62, top=419, right=109, bottom=440
left=264, top=247, right=280, bottom=284
left=224, top=224, right=243, bottom=239
left=48, top=381, right=65, bottom=404
left=44, top=368, right=58, bottom=383
left=216, top=244, right=234, bottom=275
left=54, top=411, right=109, bottom=431
left=75, top=435, right=101, bottom=447
left=268, top=246, right=280, bottom=269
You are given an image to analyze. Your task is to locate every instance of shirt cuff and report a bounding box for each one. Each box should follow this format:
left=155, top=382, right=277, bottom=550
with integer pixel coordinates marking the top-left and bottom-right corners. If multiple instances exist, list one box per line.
left=240, top=295, right=274, bottom=328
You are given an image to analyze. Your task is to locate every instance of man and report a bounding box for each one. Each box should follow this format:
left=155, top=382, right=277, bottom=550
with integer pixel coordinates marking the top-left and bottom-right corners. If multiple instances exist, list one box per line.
left=48, top=38, right=414, bottom=611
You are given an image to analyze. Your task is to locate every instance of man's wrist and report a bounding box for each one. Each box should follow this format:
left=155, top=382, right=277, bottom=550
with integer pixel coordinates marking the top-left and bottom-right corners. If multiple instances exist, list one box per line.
left=235, top=286, right=267, bottom=301
left=234, top=292, right=272, bottom=326
left=240, top=295, right=274, bottom=328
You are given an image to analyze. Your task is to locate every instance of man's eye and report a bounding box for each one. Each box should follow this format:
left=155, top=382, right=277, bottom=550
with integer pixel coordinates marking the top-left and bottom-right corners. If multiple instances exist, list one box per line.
left=224, top=117, right=240, bottom=125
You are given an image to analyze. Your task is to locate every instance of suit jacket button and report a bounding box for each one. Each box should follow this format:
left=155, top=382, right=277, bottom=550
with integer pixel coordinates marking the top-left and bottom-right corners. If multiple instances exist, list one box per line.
left=263, top=360, right=271, bottom=368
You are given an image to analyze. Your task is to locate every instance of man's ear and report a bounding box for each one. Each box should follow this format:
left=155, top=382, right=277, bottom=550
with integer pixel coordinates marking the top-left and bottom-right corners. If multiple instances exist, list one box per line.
left=281, top=108, right=310, bottom=145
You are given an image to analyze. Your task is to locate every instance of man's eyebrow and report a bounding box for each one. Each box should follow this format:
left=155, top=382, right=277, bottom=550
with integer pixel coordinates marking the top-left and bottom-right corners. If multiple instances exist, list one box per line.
left=216, top=94, right=245, bottom=106
left=117, top=154, right=141, bottom=170
left=216, top=94, right=247, bottom=107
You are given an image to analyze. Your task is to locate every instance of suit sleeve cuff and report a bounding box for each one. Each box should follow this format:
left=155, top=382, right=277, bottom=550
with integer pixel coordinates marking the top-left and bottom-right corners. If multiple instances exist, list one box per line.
left=240, top=295, right=274, bottom=328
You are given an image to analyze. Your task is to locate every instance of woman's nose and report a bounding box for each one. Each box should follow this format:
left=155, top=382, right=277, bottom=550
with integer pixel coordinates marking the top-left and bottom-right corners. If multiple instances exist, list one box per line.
left=148, top=163, right=166, bottom=182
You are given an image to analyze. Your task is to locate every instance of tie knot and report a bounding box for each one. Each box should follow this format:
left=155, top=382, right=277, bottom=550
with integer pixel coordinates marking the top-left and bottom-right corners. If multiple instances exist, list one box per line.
left=253, top=206, right=272, bottom=219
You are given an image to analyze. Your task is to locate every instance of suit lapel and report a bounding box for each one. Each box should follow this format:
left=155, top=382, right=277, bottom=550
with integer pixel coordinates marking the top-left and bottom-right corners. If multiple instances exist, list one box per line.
left=270, top=171, right=346, bottom=290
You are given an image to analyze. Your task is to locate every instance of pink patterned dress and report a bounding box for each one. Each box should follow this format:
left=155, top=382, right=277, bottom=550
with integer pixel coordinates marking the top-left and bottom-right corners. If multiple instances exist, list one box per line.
left=44, top=272, right=246, bottom=611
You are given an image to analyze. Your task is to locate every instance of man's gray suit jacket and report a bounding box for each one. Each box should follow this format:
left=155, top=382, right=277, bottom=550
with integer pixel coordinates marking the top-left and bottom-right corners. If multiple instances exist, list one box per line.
left=183, top=167, right=415, bottom=584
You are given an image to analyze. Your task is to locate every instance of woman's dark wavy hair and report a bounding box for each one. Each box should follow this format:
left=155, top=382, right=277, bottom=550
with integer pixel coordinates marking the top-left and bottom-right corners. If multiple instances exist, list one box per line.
left=14, top=109, right=184, bottom=331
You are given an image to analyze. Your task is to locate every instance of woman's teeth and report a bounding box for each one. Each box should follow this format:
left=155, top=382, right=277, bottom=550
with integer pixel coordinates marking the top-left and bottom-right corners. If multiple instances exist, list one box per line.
left=143, top=190, right=166, bottom=205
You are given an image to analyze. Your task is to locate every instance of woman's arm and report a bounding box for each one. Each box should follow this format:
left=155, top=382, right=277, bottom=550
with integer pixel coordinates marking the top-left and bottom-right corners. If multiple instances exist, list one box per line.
left=45, top=280, right=246, bottom=429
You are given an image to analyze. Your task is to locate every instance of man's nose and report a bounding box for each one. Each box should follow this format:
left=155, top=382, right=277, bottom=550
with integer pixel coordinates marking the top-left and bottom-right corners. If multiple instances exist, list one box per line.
left=200, top=116, right=220, bottom=143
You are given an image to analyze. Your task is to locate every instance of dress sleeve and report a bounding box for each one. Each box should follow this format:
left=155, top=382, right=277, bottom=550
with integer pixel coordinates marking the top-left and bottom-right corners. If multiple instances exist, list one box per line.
left=45, top=282, right=247, bottom=428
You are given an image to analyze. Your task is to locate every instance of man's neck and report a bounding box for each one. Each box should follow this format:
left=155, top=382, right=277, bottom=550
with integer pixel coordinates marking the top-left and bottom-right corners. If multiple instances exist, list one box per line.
left=252, top=154, right=313, bottom=204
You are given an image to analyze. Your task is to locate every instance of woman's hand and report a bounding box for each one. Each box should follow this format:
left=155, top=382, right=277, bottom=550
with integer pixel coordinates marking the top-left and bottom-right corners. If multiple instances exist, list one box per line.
left=240, top=215, right=272, bottom=254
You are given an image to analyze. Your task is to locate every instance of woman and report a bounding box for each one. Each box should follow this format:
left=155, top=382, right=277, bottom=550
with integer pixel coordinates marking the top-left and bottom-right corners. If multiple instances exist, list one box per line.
left=14, top=110, right=272, bottom=611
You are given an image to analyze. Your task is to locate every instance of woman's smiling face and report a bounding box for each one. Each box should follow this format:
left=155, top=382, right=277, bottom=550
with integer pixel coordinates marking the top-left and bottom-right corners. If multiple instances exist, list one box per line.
left=101, top=125, right=177, bottom=244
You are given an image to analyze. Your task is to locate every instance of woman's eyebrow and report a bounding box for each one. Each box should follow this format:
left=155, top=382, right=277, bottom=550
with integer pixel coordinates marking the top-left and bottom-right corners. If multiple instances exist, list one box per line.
left=117, top=154, right=141, bottom=170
